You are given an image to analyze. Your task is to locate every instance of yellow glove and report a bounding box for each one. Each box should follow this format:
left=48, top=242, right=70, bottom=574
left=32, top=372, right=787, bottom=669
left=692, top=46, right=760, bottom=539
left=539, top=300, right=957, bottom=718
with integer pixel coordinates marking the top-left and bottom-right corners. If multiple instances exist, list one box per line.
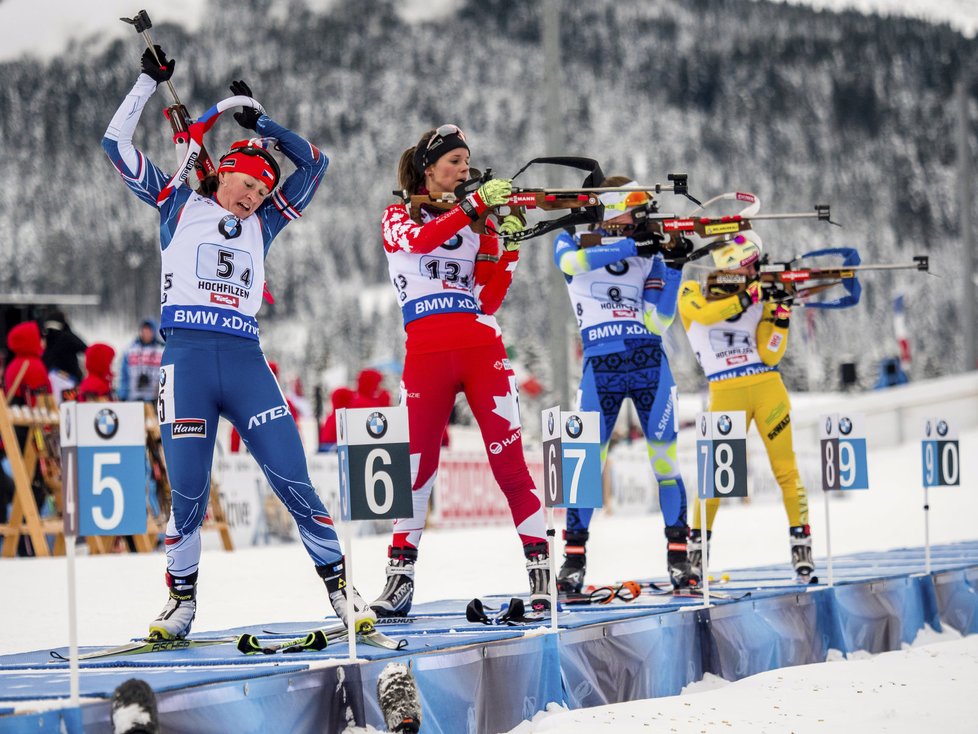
left=499, top=215, right=523, bottom=251
left=476, top=178, right=513, bottom=207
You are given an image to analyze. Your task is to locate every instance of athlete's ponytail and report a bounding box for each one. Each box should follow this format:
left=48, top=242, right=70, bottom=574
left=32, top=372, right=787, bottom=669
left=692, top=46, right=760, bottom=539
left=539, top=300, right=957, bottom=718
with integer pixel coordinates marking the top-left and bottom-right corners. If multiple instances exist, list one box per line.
left=397, top=129, right=436, bottom=195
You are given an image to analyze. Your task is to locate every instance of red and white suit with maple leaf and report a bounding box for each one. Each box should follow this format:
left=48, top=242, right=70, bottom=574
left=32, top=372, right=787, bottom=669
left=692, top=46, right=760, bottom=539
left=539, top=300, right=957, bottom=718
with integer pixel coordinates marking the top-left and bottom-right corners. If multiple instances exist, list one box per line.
left=382, top=193, right=546, bottom=551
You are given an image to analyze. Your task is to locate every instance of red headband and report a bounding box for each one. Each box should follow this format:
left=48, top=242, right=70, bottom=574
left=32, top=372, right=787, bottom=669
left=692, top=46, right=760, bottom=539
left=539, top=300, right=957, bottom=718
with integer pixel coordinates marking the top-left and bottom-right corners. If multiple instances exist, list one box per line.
left=218, top=150, right=278, bottom=189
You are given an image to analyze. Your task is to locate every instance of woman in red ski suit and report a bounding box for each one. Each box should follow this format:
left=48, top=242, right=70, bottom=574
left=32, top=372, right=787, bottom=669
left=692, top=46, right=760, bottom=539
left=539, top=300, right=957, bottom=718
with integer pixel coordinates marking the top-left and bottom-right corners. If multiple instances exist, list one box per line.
left=370, top=125, right=548, bottom=617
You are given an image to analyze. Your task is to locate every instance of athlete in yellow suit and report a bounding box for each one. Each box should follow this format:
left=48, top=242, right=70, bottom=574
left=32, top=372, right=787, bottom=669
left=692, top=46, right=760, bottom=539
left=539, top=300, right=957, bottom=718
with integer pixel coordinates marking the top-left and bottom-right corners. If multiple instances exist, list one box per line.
left=678, top=234, right=813, bottom=581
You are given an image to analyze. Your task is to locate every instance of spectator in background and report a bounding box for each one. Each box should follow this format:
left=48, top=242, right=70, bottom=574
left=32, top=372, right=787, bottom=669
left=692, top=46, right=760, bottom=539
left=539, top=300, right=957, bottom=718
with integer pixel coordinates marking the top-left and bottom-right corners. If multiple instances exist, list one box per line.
left=229, top=362, right=299, bottom=452
left=78, top=343, right=117, bottom=402
left=318, top=386, right=355, bottom=452
left=350, top=368, right=391, bottom=409
left=119, top=319, right=165, bottom=402
left=41, top=310, right=86, bottom=385
left=2, top=321, right=52, bottom=556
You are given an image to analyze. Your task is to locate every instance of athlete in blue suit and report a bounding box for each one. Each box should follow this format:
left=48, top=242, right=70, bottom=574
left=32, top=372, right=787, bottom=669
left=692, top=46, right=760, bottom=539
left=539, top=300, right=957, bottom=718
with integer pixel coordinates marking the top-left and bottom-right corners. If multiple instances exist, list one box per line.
left=554, top=176, right=693, bottom=591
left=103, top=46, right=372, bottom=638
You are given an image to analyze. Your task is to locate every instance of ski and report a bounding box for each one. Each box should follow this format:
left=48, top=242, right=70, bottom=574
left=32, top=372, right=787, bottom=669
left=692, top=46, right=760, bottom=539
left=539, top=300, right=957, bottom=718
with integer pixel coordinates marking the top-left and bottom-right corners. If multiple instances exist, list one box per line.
left=258, top=620, right=408, bottom=651
left=50, top=636, right=235, bottom=662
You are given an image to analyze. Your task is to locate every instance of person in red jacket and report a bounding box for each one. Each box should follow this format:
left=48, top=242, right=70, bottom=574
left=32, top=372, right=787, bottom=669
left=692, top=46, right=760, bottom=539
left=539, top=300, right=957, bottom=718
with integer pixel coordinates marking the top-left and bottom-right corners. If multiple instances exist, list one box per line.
left=350, top=368, right=391, bottom=409
left=4, top=322, right=52, bottom=405
left=371, top=124, right=548, bottom=617
left=77, top=343, right=116, bottom=402
left=318, top=386, right=355, bottom=452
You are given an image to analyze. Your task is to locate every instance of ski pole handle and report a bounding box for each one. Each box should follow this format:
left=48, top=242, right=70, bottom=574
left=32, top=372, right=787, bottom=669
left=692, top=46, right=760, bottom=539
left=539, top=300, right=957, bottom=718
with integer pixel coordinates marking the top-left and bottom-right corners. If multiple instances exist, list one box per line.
left=121, top=9, right=183, bottom=107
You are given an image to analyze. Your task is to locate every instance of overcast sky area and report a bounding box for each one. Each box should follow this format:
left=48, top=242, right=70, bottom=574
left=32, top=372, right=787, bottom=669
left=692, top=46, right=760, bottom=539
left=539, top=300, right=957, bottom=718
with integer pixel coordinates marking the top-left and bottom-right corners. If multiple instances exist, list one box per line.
left=0, top=0, right=974, bottom=63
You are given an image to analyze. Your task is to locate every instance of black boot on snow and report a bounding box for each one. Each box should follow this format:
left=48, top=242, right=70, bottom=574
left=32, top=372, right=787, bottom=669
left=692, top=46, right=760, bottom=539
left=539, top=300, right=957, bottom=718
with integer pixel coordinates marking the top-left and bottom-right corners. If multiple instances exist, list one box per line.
left=665, top=526, right=695, bottom=589
left=370, top=546, right=418, bottom=618
left=524, top=542, right=551, bottom=612
left=687, top=528, right=712, bottom=586
left=556, top=529, right=588, bottom=594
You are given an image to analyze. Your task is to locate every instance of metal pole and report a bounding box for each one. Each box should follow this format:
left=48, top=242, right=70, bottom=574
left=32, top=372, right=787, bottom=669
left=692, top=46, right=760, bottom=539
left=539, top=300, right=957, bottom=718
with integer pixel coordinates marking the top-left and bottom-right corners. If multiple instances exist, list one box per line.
left=824, top=489, right=834, bottom=587
left=957, top=78, right=976, bottom=372
left=67, top=538, right=80, bottom=706
left=344, top=529, right=356, bottom=661
left=924, top=485, right=931, bottom=574
left=700, top=498, right=710, bottom=607
left=543, top=0, right=570, bottom=408
left=547, top=509, right=558, bottom=632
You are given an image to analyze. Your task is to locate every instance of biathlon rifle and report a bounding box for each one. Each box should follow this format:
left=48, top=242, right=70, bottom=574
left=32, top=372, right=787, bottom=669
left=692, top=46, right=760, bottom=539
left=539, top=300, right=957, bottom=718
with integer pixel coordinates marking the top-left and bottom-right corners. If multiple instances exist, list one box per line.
left=580, top=191, right=836, bottom=264
left=121, top=9, right=217, bottom=183
left=396, top=157, right=695, bottom=238
left=705, top=248, right=931, bottom=309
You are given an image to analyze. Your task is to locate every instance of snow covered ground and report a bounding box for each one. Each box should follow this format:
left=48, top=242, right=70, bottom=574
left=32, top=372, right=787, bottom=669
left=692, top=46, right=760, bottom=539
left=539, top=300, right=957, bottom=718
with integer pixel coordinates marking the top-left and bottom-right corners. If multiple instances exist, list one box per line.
left=1, top=417, right=976, bottom=730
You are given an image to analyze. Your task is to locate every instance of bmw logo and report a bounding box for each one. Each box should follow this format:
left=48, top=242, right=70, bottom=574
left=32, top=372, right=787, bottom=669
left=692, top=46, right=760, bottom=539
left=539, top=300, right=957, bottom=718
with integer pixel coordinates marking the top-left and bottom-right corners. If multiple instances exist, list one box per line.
left=717, top=414, right=732, bottom=436
left=606, top=261, right=629, bottom=276
left=442, top=234, right=463, bottom=251
left=218, top=214, right=242, bottom=240
left=366, top=412, right=388, bottom=439
left=547, top=411, right=555, bottom=437
left=839, top=417, right=853, bottom=436
left=565, top=415, right=583, bottom=439
left=159, top=369, right=167, bottom=386
left=925, top=420, right=932, bottom=437
left=700, top=415, right=707, bottom=436
left=937, top=420, right=948, bottom=437
left=94, top=408, right=119, bottom=439
left=64, top=410, right=72, bottom=439
left=825, top=416, right=833, bottom=436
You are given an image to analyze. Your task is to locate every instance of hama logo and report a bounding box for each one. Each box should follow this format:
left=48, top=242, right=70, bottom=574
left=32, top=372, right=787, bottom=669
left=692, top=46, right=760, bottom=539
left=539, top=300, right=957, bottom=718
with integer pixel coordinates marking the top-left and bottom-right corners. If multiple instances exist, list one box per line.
left=218, top=214, right=242, bottom=240
left=565, top=415, right=583, bottom=439
left=366, top=412, right=388, bottom=439
left=716, top=414, right=733, bottom=436
left=94, top=408, right=119, bottom=439
left=172, top=419, right=206, bottom=438
left=839, top=416, right=853, bottom=436
left=210, top=293, right=240, bottom=307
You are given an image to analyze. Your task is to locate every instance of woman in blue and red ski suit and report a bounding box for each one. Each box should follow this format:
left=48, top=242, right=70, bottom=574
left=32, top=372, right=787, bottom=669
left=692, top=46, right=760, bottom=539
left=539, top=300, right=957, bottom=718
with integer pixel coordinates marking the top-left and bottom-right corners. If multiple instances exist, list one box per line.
left=370, top=125, right=549, bottom=617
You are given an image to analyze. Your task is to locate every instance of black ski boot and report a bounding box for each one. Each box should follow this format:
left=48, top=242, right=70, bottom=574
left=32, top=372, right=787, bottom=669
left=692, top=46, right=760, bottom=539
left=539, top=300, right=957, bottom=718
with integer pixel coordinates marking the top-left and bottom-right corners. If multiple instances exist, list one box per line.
left=687, top=528, right=711, bottom=586
left=790, top=525, right=816, bottom=582
left=524, top=542, right=551, bottom=612
left=556, top=530, right=588, bottom=594
left=370, top=546, right=418, bottom=618
left=111, top=678, right=159, bottom=734
left=665, top=526, right=695, bottom=589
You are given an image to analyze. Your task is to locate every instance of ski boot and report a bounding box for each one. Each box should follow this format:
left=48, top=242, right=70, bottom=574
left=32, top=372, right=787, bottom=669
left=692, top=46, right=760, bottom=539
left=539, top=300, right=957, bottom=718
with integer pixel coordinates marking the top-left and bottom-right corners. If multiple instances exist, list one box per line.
left=112, top=678, right=160, bottom=734
left=790, top=525, right=817, bottom=583
left=318, top=558, right=378, bottom=627
left=148, top=572, right=197, bottom=640
left=556, top=529, right=588, bottom=594
left=525, top=542, right=551, bottom=612
left=370, top=546, right=417, bottom=618
left=665, top=526, right=695, bottom=589
left=687, top=529, right=711, bottom=587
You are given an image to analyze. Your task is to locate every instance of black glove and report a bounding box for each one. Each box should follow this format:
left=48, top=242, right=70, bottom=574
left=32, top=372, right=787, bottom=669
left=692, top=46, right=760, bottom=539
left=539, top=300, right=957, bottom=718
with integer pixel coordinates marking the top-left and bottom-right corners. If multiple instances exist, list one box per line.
left=229, top=80, right=261, bottom=131
left=140, top=45, right=174, bottom=84
left=663, top=236, right=693, bottom=270
left=635, top=243, right=660, bottom=258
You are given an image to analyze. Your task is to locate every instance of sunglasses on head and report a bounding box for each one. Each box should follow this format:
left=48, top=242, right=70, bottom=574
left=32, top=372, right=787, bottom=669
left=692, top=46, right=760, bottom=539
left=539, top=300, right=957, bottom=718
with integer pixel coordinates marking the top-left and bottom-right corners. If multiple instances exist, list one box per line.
left=426, top=123, right=466, bottom=153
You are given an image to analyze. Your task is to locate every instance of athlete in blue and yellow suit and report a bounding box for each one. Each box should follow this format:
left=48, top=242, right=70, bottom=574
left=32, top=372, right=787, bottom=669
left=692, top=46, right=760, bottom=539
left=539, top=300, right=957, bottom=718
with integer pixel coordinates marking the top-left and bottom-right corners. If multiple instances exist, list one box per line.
left=554, top=177, right=693, bottom=591
left=678, top=234, right=813, bottom=580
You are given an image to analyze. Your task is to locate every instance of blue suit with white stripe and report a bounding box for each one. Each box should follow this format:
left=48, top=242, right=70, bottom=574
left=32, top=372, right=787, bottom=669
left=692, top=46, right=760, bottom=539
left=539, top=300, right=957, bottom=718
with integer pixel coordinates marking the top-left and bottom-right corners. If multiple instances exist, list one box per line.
left=103, top=74, right=338, bottom=581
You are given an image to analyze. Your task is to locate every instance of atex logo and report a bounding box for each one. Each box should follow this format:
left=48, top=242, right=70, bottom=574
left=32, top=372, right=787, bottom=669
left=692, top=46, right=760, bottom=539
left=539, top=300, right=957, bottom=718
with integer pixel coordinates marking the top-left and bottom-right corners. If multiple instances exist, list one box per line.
left=94, top=408, right=118, bottom=439
left=248, top=405, right=290, bottom=430
left=172, top=419, right=206, bottom=438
